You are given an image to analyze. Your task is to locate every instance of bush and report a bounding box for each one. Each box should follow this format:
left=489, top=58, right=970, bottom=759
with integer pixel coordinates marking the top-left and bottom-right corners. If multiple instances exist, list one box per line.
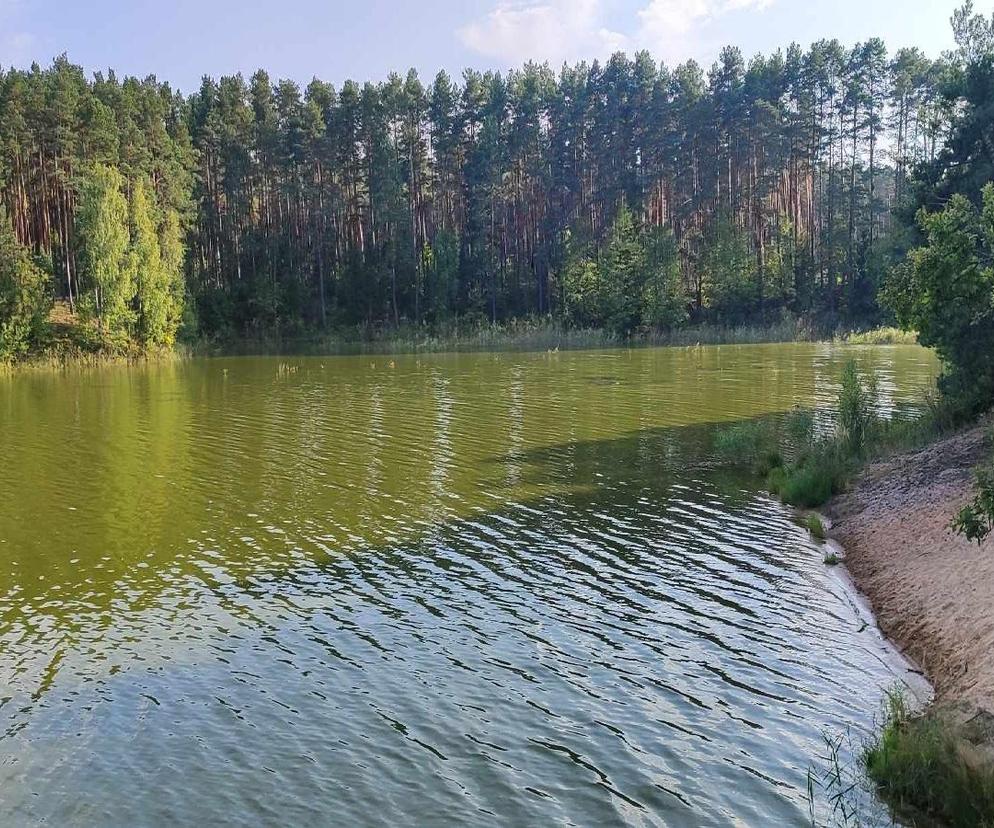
left=952, top=462, right=994, bottom=544
left=865, top=691, right=994, bottom=827
left=884, top=186, right=994, bottom=415
left=768, top=444, right=851, bottom=508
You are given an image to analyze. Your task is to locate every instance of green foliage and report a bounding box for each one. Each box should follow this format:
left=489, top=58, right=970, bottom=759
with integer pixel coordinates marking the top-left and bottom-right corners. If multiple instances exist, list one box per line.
left=423, top=230, right=459, bottom=322
left=561, top=208, right=687, bottom=337
left=76, top=163, right=133, bottom=336
left=763, top=362, right=877, bottom=509
left=0, top=207, right=50, bottom=359
left=131, top=179, right=185, bottom=347
left=701, top=218, right=759, bottom=325
left=864, top=690, right=994, bottom=827
left=784, top=408, right=816, bottom=448
left=714, top=421, right=782, bottom=475
left=952, top=462, right=994, bottom=544
left=599, top=205, right=646, bottom=336
left=561, top=245, right=601, bottom=329
left=641, top=227, right=687, bottom=330
left=885, top=186, right=994, bottom=412
left=838, top=360, right=877, bottom=455
left=160, top=209, right=188, bottom=341
left=804, top=513, right=827, bottom=540
left=838, top=327, right=919, bottom=345
left=768, top=449, right=850, bottom=508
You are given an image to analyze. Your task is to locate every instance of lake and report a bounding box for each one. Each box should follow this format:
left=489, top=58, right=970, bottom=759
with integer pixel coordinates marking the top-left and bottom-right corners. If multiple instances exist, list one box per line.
left=0, top=343, right=938, bottom=826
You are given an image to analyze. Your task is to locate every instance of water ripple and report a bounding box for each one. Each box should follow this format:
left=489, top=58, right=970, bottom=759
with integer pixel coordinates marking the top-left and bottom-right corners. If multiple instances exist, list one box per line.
left=0, top=344, right=938, bottom=826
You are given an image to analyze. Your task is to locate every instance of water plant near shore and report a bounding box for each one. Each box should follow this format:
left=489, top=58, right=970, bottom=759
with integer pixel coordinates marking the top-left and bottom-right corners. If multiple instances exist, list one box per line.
left=837, top=328, right=920, bottom=346
left=864, top=690, right=994, bottom=827
left=804, top=514, right=827, bottom=540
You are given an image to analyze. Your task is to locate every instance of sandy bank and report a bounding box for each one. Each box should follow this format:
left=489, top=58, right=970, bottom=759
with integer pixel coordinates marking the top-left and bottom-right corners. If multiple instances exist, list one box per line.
left=828, top=424, right=994, bottom=726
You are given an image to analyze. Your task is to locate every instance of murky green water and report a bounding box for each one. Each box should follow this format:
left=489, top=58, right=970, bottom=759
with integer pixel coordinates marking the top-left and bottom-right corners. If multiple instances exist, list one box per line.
left=0, top=344, right=938, bottom=826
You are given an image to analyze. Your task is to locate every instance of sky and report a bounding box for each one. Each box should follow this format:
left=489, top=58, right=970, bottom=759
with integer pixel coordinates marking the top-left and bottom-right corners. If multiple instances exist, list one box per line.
left=0, top=0, right=981, bottom=94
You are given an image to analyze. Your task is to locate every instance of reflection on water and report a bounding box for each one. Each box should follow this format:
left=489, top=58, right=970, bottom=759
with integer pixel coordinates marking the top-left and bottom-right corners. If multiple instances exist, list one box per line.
left=0, top=344, right=937, bottom=826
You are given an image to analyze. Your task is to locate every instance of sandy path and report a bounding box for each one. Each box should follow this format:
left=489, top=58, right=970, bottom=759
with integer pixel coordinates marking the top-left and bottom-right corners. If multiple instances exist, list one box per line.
left=828, top=425, right=994, bottom=717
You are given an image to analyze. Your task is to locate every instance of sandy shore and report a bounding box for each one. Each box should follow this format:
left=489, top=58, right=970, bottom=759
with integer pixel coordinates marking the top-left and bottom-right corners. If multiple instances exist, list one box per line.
left=827, top=424, right=994, bottom=727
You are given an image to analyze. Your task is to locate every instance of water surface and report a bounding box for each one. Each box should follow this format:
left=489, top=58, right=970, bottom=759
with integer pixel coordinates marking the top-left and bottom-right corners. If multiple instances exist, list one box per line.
left=0, top=344, right=938, bottom=826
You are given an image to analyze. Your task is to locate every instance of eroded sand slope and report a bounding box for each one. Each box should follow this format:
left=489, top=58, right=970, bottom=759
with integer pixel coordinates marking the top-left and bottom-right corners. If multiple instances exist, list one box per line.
left=828, top=425, right=994, bottom=713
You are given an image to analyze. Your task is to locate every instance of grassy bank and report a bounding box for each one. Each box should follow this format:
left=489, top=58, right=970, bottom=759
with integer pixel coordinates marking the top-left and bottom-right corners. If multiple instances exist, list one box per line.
left=194, top=317, right=821, bottom=357
left=718, top=367, right=994, bottom=827
left=864, top=692, right=994, bottom=827
left=715, top=361, right=959, bottom=511
left=1, top=303, right=182, bottom=372
left=766, top=397, right=960, bottom=509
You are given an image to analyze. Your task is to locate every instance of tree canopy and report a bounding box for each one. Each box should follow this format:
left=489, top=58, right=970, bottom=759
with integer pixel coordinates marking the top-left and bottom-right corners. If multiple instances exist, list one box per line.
left=0, top=8, right=986, bottom=351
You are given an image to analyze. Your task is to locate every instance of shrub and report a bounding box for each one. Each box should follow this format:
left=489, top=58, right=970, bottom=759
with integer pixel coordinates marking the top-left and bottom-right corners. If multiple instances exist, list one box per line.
left=952, top=462, right=994, bottom=544
left=769, top=446, right=850, bottom=507
left=839, top=327, right=919, bottom=345
left=771, top=462, right=834, bottom=507
left=884, top=185, right=994, bottom=415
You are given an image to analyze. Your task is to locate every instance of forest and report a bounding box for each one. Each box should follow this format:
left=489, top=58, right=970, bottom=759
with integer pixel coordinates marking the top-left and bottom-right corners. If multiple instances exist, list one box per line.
left=0, top=3, right=992, bottom=357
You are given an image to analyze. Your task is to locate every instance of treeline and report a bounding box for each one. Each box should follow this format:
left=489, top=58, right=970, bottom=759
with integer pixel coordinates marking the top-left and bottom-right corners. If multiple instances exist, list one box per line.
left=0, top=5, right=987, bottom=353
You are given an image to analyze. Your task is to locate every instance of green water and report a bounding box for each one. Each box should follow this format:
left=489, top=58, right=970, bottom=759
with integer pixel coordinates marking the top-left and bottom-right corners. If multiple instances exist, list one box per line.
left=0, top=343, right=938, bottom=826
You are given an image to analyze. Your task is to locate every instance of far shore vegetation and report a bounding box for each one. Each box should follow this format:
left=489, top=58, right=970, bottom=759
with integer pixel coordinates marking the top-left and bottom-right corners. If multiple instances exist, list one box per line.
left=3, top=5, right=991, bottom=369
left=0, top=304, right=926, bottom=369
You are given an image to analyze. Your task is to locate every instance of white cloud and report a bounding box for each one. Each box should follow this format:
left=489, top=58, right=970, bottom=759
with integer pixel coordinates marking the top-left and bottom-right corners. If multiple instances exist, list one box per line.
left=459, top=0, right=775, bottom=67
left=457, top=0, right=626, bottom=66
left=634, top=0, right=774, bottom=62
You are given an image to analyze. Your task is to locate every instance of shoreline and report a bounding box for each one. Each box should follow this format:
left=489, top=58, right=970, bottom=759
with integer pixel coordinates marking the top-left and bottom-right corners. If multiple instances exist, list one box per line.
left=826, top=424, right=994, bottom=744
left=3, top=323, right=918, bottom=371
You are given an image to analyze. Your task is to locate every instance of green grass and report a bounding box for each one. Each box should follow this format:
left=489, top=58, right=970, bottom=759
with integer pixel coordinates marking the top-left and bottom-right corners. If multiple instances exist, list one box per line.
left=865, top=691, right=994, bottom=827
left=804, top=513, right=827, bottom=540
left=838, top=327, right=920, bottom=346
left=713, top=421, right=784, bottom=475
left=9, top=310, right=929, bottom=369
left=765, top=384, right=966, bottom=510
left=823, top=550, right=840, bottom=565
left=768, top=446, right=852, bottom=507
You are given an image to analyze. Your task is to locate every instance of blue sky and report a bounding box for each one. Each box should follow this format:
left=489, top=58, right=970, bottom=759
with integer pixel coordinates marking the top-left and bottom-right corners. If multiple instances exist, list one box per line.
left=0, top=0, right=978, bottom=93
